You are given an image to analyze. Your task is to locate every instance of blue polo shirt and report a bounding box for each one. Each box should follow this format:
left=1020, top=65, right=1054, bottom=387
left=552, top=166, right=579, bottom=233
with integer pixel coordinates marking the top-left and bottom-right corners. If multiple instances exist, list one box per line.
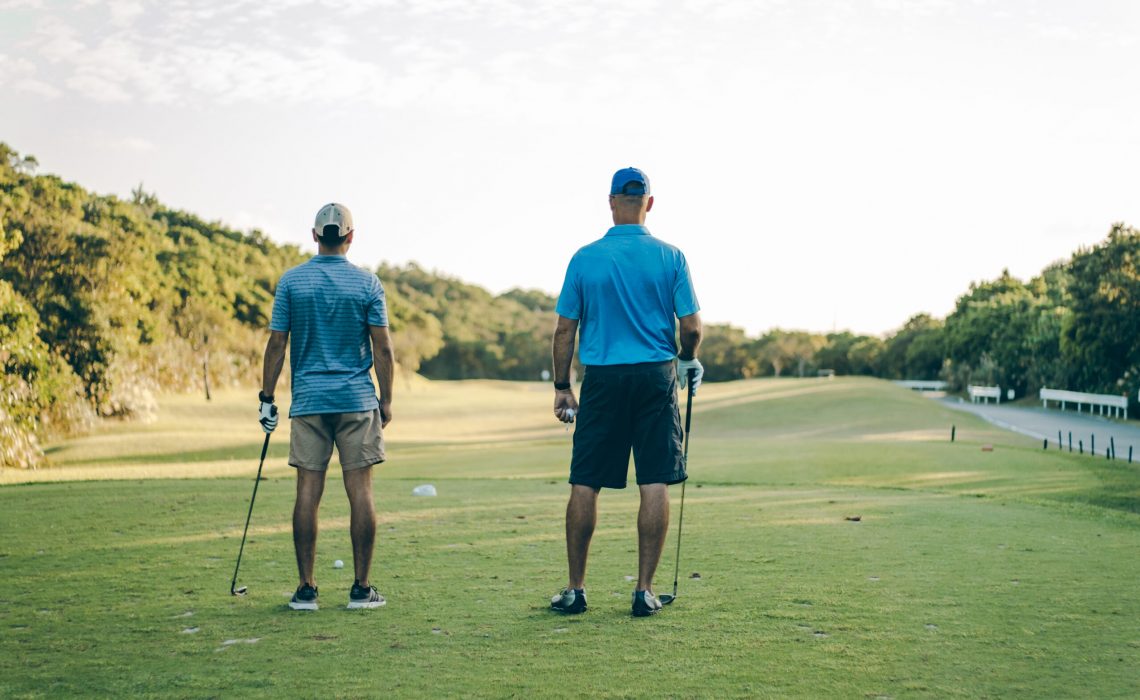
left=556, top=224, right=699, bottom=366
left=269, top=255, right=388, bottom=417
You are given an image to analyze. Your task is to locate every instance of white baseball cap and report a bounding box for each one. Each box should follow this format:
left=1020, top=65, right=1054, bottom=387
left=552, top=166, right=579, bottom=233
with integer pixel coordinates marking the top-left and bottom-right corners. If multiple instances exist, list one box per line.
left=314, top=202, right=353, bottom=239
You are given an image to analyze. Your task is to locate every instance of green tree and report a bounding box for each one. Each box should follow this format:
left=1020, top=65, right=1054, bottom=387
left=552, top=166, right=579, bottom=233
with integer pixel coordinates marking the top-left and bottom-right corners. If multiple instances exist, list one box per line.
left=754, top=330, right=827, bottom=378
left=700, top=324, right=756, bottom=381
left=1062, top=224, right=1140, bottom=402
left=881, top=314, right=944, bottom=380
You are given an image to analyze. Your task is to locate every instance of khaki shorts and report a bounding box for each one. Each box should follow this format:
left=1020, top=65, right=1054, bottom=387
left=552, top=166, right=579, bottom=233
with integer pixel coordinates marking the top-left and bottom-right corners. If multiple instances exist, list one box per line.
left=289, top=410, right=385, bottom=472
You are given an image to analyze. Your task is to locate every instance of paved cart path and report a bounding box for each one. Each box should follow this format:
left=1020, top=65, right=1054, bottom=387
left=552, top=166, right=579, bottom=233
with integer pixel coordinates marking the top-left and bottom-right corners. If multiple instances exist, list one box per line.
left=939, top=397, right=1140, bottom=462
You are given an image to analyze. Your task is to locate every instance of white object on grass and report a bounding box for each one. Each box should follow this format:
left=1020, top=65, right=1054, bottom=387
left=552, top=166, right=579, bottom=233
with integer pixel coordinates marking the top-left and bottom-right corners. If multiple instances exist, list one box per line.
left=333, top=559, right=344, bottom=569
left=412, top=484, right=437, bottom=497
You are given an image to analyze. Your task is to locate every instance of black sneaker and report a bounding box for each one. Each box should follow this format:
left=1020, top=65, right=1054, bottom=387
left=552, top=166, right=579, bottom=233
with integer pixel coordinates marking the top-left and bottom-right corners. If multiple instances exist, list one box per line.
left=550, top=588, right=587, bottom=614
left=631, top=590, right=662, bottom=617
left=348, top=581, right=386, bottom=609
left=289, top=584, right=319, bottom=611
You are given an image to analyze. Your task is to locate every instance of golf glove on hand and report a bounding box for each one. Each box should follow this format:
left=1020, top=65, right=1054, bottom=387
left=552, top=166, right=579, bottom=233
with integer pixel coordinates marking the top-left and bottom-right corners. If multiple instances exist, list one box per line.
left=258, top=395, right=278, bottom=433
left=676, top=358, right=704, bottom=394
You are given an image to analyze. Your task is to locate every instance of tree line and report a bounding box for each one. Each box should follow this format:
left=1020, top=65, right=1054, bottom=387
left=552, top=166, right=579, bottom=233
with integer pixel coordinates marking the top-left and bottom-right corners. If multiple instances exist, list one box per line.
left=700, top=224, right=1139, bottom=410
left=2, top=141, right=1136, bottom=467
left=0, top=143, right=559, bottom=467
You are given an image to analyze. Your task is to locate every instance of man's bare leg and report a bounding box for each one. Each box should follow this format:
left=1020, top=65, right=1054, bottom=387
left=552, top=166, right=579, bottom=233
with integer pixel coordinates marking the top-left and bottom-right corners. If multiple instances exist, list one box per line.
left=636, top=483, right=669, bottom=592
left=566, top=484, right=599, bottom=589
left=343, top=466, right=376, bottom=586
left=294, top=468, right=328, bottom=587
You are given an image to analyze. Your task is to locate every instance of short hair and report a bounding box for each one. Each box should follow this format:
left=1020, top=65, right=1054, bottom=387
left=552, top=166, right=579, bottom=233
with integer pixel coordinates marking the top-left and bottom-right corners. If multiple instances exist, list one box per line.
left=318, top=223, right=348, bottom=246
left=611, top=194, right=648, bottom=207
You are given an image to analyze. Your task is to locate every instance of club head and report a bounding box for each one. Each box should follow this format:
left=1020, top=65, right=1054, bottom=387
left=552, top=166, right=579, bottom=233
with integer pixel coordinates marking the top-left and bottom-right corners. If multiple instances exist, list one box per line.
left=659, top=593, right=676, bottom=605
left=231, top=585, right=248, bottom=597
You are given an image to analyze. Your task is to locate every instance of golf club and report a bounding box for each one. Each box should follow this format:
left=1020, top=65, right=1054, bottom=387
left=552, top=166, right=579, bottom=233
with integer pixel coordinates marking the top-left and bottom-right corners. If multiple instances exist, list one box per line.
left=660, top=367, right=696, bottom=606
left=230, top=432, right=271, bottom=596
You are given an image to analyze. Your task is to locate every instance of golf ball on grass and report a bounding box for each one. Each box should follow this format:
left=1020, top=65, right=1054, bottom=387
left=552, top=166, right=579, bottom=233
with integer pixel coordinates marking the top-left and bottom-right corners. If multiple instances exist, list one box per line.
left=333, top=559, right=344, bottom=569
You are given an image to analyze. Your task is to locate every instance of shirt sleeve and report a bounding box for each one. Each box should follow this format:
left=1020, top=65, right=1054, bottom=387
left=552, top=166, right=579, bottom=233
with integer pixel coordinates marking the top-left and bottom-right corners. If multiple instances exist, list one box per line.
left=368, top=276, right=389, bottom=327
left=673, top=252, right=700, bottom=318
left=554, top=256, right=582, bottom=320
left=268, top=273, right=291, bottom=332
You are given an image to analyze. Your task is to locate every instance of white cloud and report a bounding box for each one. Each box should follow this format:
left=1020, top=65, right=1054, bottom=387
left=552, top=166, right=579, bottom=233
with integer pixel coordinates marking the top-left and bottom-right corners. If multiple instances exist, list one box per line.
left=118, top=136, right=157, bottom=152
left=66, top=72, right=132, bottom=102
left=108, top=0, right=145, bottom=25
left=0, top=54, right=59, bottom=97
left=35, top=18, right=87, bottom=62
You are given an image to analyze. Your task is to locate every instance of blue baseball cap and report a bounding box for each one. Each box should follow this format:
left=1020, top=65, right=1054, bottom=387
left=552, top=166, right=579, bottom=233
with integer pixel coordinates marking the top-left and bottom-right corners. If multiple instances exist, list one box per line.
left=610, top=167, right=651, bottom=196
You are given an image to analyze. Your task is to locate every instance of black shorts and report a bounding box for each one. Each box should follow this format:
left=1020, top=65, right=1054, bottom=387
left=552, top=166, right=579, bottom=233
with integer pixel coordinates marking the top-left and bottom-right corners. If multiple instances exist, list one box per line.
left=569, top=361, right=686, bottom=490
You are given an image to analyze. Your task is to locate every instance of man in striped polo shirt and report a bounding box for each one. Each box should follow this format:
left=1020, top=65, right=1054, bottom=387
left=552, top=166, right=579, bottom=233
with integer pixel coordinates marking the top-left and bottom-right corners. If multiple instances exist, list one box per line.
left=550, top=167, right=704, bottom=617
left=258, top=202, right=395, bottom=611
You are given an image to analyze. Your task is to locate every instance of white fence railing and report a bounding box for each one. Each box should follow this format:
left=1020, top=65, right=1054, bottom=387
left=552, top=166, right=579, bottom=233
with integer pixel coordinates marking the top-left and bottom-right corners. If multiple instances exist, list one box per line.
left=1040, top=388, right=1129, bottom=419
left=968, top=385, right=1001, bottom=404
left=895, top=380, right=948, bottom=392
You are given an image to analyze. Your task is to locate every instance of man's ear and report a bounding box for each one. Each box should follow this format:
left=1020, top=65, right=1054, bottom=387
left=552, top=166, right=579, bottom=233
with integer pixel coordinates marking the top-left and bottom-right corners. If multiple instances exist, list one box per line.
left=312, top=228, right=319, bottom=243
left=645, top=195, right=654, bottom=212
left=345, top=229, right=355, bottom=245
left=608, top=195, right=617, bottom=213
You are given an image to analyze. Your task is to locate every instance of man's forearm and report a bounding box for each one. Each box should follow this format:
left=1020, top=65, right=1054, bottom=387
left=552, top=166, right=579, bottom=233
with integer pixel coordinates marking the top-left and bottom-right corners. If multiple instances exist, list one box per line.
left=552, top=322, right=577, bottom=384
left=678, top=313, right=702, bottom=361
left=370, top=325, right=395, bottom=404
left=374, top=344, right=395, bottom=404
left=262, top=332, right=288, bottom=397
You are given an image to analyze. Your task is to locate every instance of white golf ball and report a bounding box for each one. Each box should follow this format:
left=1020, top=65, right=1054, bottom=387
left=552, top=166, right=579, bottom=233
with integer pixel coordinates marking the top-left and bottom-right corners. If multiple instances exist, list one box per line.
left=565, top=408, right=575, bottom=420
left=333, top=559, right=344, bottom=569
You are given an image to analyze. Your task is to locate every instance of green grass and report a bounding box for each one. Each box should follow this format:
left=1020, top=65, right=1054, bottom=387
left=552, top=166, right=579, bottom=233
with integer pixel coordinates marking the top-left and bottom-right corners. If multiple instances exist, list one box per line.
left=2, top=377, right=1138, bottom=698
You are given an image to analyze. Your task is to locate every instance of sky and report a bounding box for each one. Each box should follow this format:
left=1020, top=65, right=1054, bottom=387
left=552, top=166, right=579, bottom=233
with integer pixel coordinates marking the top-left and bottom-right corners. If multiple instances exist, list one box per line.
left=2, top=0, right=1139, bottom=337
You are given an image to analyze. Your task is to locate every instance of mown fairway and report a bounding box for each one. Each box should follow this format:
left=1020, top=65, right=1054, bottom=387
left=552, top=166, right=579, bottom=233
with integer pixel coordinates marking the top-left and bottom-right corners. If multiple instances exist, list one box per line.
left=2, top=377, right=1138, bottom=698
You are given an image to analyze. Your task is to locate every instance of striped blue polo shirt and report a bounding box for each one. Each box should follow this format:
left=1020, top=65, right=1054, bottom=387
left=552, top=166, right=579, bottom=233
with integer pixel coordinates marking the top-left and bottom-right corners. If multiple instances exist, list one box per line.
left=556, top=224, right=699, bottom=366
left=269, top=255, right=389, bottom=417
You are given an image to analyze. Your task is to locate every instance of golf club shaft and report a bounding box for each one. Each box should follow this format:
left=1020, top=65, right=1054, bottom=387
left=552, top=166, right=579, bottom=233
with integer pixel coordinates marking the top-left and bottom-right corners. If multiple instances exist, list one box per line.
left=671, top=368, right=696, bottom=599
left=230, top=433, right=271, bottom=593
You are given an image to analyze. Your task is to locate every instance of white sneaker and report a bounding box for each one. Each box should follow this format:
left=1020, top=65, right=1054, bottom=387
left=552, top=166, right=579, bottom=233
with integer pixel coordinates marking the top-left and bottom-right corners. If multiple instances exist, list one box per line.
left=347, top=582, right=386, bottom=609
left=632, top=590, right=662, bottom=617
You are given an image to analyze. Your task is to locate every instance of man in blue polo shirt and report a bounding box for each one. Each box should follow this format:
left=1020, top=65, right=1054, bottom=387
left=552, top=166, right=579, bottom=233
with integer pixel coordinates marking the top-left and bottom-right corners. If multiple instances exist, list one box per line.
left=258, top=202, right=395, bottom=612
left=550, top=167, right=704, bottom=617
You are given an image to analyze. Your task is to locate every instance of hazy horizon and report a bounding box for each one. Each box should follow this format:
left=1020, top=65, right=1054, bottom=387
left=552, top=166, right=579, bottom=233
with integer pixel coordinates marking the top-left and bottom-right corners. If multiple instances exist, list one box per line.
left=3, top=0, right=1138, bottom=336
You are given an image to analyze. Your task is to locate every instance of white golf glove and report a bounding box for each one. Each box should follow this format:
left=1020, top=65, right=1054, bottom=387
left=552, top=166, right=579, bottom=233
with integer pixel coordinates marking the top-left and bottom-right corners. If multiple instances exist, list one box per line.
left=258, top=393, right=278, bottom=433
left=676, top=358, right=704, bottom=394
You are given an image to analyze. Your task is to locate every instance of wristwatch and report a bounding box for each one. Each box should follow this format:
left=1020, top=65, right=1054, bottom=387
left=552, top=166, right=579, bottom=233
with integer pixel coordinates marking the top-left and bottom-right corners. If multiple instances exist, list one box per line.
left=258, top=390, right=274, bottom=403
left=553, top=381, right=571, bottom=391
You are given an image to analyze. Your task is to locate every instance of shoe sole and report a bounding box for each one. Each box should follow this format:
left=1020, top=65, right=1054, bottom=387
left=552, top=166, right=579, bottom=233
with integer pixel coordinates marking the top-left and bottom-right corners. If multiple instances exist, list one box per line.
left=346, top=599, right=387, bottom=609
left=632, top=608, right=659, bottom=617
left=289, top=601, right=318, bottom=611
left=550, top=606, right=586, bottom=614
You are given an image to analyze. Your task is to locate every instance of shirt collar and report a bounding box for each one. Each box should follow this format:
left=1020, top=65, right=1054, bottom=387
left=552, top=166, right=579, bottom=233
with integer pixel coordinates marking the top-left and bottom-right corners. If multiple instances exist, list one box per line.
left=605, top=224, right=651, bottom=237
left=312, top=254, right=348, bottom=262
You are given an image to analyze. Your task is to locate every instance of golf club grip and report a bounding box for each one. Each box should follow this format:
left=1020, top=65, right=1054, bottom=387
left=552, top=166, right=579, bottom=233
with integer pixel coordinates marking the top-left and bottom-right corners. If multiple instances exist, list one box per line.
left=684, top=367, right=695, bottom=439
